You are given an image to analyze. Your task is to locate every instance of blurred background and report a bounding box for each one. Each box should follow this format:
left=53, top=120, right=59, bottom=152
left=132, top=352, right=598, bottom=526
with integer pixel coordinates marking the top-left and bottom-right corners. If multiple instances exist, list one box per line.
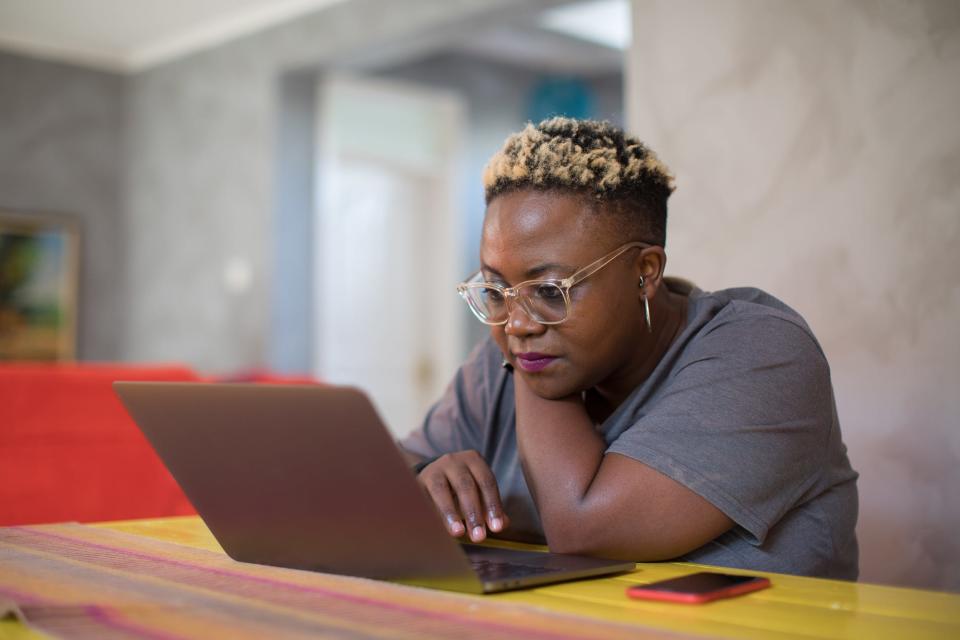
left=0, top=0, right=957, bottom=591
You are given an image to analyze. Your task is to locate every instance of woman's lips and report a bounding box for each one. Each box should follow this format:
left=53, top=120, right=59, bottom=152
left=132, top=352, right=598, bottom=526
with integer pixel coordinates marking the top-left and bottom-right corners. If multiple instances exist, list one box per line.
left=514, top=352, right=558, bottom=373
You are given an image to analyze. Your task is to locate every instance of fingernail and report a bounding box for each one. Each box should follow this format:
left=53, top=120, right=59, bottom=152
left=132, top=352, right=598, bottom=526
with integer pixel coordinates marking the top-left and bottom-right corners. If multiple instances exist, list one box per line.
left=471, top=526, right=485, bottom=541
left=448, top=517, right=464, bottom=535
left=490, top=516, right=503, bottom=532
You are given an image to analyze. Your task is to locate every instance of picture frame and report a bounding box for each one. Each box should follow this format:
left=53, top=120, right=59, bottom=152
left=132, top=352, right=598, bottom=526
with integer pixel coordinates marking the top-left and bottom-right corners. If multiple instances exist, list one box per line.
left=0, top=210, right=80, bottom=361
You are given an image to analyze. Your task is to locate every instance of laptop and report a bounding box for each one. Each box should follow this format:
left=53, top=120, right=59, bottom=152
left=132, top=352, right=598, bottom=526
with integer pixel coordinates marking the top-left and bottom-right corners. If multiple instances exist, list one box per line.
left=113, top=382, right=634, bottom=593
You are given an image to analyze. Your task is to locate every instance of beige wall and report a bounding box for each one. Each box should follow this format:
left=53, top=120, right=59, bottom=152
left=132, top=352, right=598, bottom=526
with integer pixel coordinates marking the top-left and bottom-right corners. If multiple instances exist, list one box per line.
left=628, top=0, right=960, bottom=590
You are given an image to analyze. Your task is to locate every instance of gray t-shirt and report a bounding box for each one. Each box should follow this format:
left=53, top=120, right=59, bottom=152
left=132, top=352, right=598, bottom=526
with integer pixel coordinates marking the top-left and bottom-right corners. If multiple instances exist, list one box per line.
left=402, top=286, right=859, bottom=580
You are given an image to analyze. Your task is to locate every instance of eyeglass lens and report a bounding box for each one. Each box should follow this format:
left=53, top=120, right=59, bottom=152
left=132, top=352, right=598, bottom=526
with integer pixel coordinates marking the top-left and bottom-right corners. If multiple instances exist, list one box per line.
left=465, top=282, right=567, bottom=324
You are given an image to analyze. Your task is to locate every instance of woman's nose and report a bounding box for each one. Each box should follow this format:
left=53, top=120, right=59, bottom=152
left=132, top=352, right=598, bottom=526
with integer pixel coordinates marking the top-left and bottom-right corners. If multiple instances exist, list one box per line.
left=503, top=302, right=546, bottom=337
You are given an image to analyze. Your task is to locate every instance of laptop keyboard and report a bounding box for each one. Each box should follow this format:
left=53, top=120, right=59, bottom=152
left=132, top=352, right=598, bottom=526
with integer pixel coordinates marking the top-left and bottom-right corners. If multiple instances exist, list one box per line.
left=470, top=558, right=563, bottom=582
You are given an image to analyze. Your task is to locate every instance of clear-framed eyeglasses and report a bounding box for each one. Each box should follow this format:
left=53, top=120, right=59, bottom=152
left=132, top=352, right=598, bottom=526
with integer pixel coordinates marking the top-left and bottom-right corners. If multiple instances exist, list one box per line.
left=457, top=241, right=649, bottom=326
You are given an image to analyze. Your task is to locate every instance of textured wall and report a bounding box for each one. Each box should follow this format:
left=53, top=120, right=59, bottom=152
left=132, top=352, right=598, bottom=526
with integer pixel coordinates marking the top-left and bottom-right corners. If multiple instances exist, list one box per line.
left=628, top=0, right=960, bottom=589
left=121, top=0, right=551, bottom=373
left=0, top=52, right=126, bottom=361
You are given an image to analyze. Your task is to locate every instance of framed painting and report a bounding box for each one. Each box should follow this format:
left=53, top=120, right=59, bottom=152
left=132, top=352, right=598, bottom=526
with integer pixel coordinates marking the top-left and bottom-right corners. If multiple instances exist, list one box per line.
left=0, top=211, right=80, bottom=361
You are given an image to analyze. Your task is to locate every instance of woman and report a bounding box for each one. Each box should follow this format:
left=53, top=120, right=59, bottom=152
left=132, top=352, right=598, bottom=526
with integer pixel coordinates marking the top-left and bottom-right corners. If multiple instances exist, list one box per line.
left=401, top=118, right=859, bottom=579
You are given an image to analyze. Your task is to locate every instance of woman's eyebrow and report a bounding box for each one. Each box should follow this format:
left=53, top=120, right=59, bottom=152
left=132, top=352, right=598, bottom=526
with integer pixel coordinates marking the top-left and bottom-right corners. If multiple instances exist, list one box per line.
left=481, top=262, right=575, bottom=280
left=525, top=263, right=574, bottom=278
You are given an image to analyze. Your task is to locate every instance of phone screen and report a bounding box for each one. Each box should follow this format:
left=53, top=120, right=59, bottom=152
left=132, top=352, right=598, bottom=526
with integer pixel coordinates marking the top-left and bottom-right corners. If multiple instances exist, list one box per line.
left=626, top=572, right=770, bottom=603
left=642, top=572, right=759, bottom=593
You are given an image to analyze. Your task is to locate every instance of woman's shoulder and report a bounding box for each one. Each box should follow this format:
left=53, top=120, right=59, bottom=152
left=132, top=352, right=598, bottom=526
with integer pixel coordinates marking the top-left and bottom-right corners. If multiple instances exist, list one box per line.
left=682, top=281, right=813, bottom=332
left=468, top=333, right=508, bottom=371
left=454, top=335, right=518, bottom=405
left=683, top=281, right=802, bottom=321
left=679, top=282, right=827, bottom=363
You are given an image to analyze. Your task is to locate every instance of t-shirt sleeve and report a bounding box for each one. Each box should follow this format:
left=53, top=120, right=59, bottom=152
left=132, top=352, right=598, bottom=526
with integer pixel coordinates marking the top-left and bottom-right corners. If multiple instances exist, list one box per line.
left=606, top=306, right=835, bottom=545
left=399, top=337, right=502, bottom=458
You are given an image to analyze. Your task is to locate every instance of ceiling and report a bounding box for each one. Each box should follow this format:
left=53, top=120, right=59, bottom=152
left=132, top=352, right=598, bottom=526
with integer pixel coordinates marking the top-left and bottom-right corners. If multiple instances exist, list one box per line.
left=0, top=0, right=350, bottom=72
left=0, top=0, right=627, bottom=74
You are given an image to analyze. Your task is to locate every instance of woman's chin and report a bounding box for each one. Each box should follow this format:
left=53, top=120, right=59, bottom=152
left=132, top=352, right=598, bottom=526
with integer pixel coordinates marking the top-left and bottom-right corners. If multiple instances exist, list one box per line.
left=521, top=373, right=581, bottom=401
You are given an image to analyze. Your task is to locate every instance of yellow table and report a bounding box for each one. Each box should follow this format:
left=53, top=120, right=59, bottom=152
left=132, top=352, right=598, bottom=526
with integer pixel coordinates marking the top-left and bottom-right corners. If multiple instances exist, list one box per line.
left=2, top=516, right=958, bottom=639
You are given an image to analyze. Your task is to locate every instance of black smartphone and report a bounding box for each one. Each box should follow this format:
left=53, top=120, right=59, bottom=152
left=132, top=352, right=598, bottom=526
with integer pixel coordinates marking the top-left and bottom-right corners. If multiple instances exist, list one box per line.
left=626, top=571, right=771, bottom=604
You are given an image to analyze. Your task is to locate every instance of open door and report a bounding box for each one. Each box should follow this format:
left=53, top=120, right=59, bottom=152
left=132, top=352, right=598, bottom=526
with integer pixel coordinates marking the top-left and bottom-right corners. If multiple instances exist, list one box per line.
left=314, top=74, right=465, bottom=437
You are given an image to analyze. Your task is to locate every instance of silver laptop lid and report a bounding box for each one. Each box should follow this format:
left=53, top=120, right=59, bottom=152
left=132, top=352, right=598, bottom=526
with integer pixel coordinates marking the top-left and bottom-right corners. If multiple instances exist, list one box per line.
left=114, top=382, right=484, bottom=592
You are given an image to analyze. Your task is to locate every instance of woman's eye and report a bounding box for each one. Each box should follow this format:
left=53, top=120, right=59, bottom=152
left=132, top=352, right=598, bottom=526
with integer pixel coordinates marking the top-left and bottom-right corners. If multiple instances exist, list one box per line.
left=485, top=288, right=505, bottom=303
left=535, top=284, right=563, bottom=300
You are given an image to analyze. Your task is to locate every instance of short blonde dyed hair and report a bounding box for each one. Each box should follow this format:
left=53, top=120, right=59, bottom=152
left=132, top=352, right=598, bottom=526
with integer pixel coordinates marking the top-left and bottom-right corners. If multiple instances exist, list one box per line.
left=482, top=117, right=675, bottom=245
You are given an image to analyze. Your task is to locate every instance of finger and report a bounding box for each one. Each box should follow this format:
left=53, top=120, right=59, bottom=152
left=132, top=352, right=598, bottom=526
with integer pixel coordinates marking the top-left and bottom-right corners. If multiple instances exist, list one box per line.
left=446, top=465, right=488, bottom=543
left=464, top=457, right=508, bottom=533
left=422, top=470, right=465, bottom=537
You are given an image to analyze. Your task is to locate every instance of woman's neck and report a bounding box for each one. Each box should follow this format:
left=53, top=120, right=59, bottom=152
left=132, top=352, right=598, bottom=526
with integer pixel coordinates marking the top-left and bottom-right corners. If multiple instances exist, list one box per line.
left=588, top=286, right=689, bottom=423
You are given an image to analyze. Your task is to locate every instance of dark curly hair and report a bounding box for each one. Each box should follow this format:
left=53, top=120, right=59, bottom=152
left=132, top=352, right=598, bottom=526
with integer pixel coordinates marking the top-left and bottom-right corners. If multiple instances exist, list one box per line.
left=482, top=117, right=675, bottom=245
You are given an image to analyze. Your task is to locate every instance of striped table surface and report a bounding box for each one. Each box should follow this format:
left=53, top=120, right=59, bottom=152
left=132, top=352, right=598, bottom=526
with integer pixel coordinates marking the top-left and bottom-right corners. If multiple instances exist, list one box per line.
left=1, top=517, right=958, bottom=639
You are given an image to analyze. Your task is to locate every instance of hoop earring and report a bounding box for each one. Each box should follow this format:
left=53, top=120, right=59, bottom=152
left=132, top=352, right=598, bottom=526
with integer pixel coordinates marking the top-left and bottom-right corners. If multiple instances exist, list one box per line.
left=643, top=294, right=652, bottom=333
left=639, top=275, right=652, bottom=333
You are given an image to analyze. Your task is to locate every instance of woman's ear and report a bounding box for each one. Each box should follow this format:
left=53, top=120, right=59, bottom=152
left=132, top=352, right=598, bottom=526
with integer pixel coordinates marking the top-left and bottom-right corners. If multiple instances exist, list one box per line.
left=635, top=246, right=667, bottom=298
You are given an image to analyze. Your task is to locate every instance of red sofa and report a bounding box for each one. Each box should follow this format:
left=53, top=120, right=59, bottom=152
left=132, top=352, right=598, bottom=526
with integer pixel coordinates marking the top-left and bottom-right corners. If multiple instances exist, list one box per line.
left=0, top=363, right=202, bottom=525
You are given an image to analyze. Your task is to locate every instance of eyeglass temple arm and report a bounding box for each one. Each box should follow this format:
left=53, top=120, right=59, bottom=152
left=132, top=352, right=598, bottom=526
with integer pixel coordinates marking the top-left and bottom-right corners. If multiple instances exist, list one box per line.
left=561, top=242, right=649, bottom=288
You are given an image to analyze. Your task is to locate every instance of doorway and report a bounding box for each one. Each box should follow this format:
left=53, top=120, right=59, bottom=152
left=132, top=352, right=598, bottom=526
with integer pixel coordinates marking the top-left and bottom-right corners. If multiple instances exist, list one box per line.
left=313, top=75, right=465, bottom=437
